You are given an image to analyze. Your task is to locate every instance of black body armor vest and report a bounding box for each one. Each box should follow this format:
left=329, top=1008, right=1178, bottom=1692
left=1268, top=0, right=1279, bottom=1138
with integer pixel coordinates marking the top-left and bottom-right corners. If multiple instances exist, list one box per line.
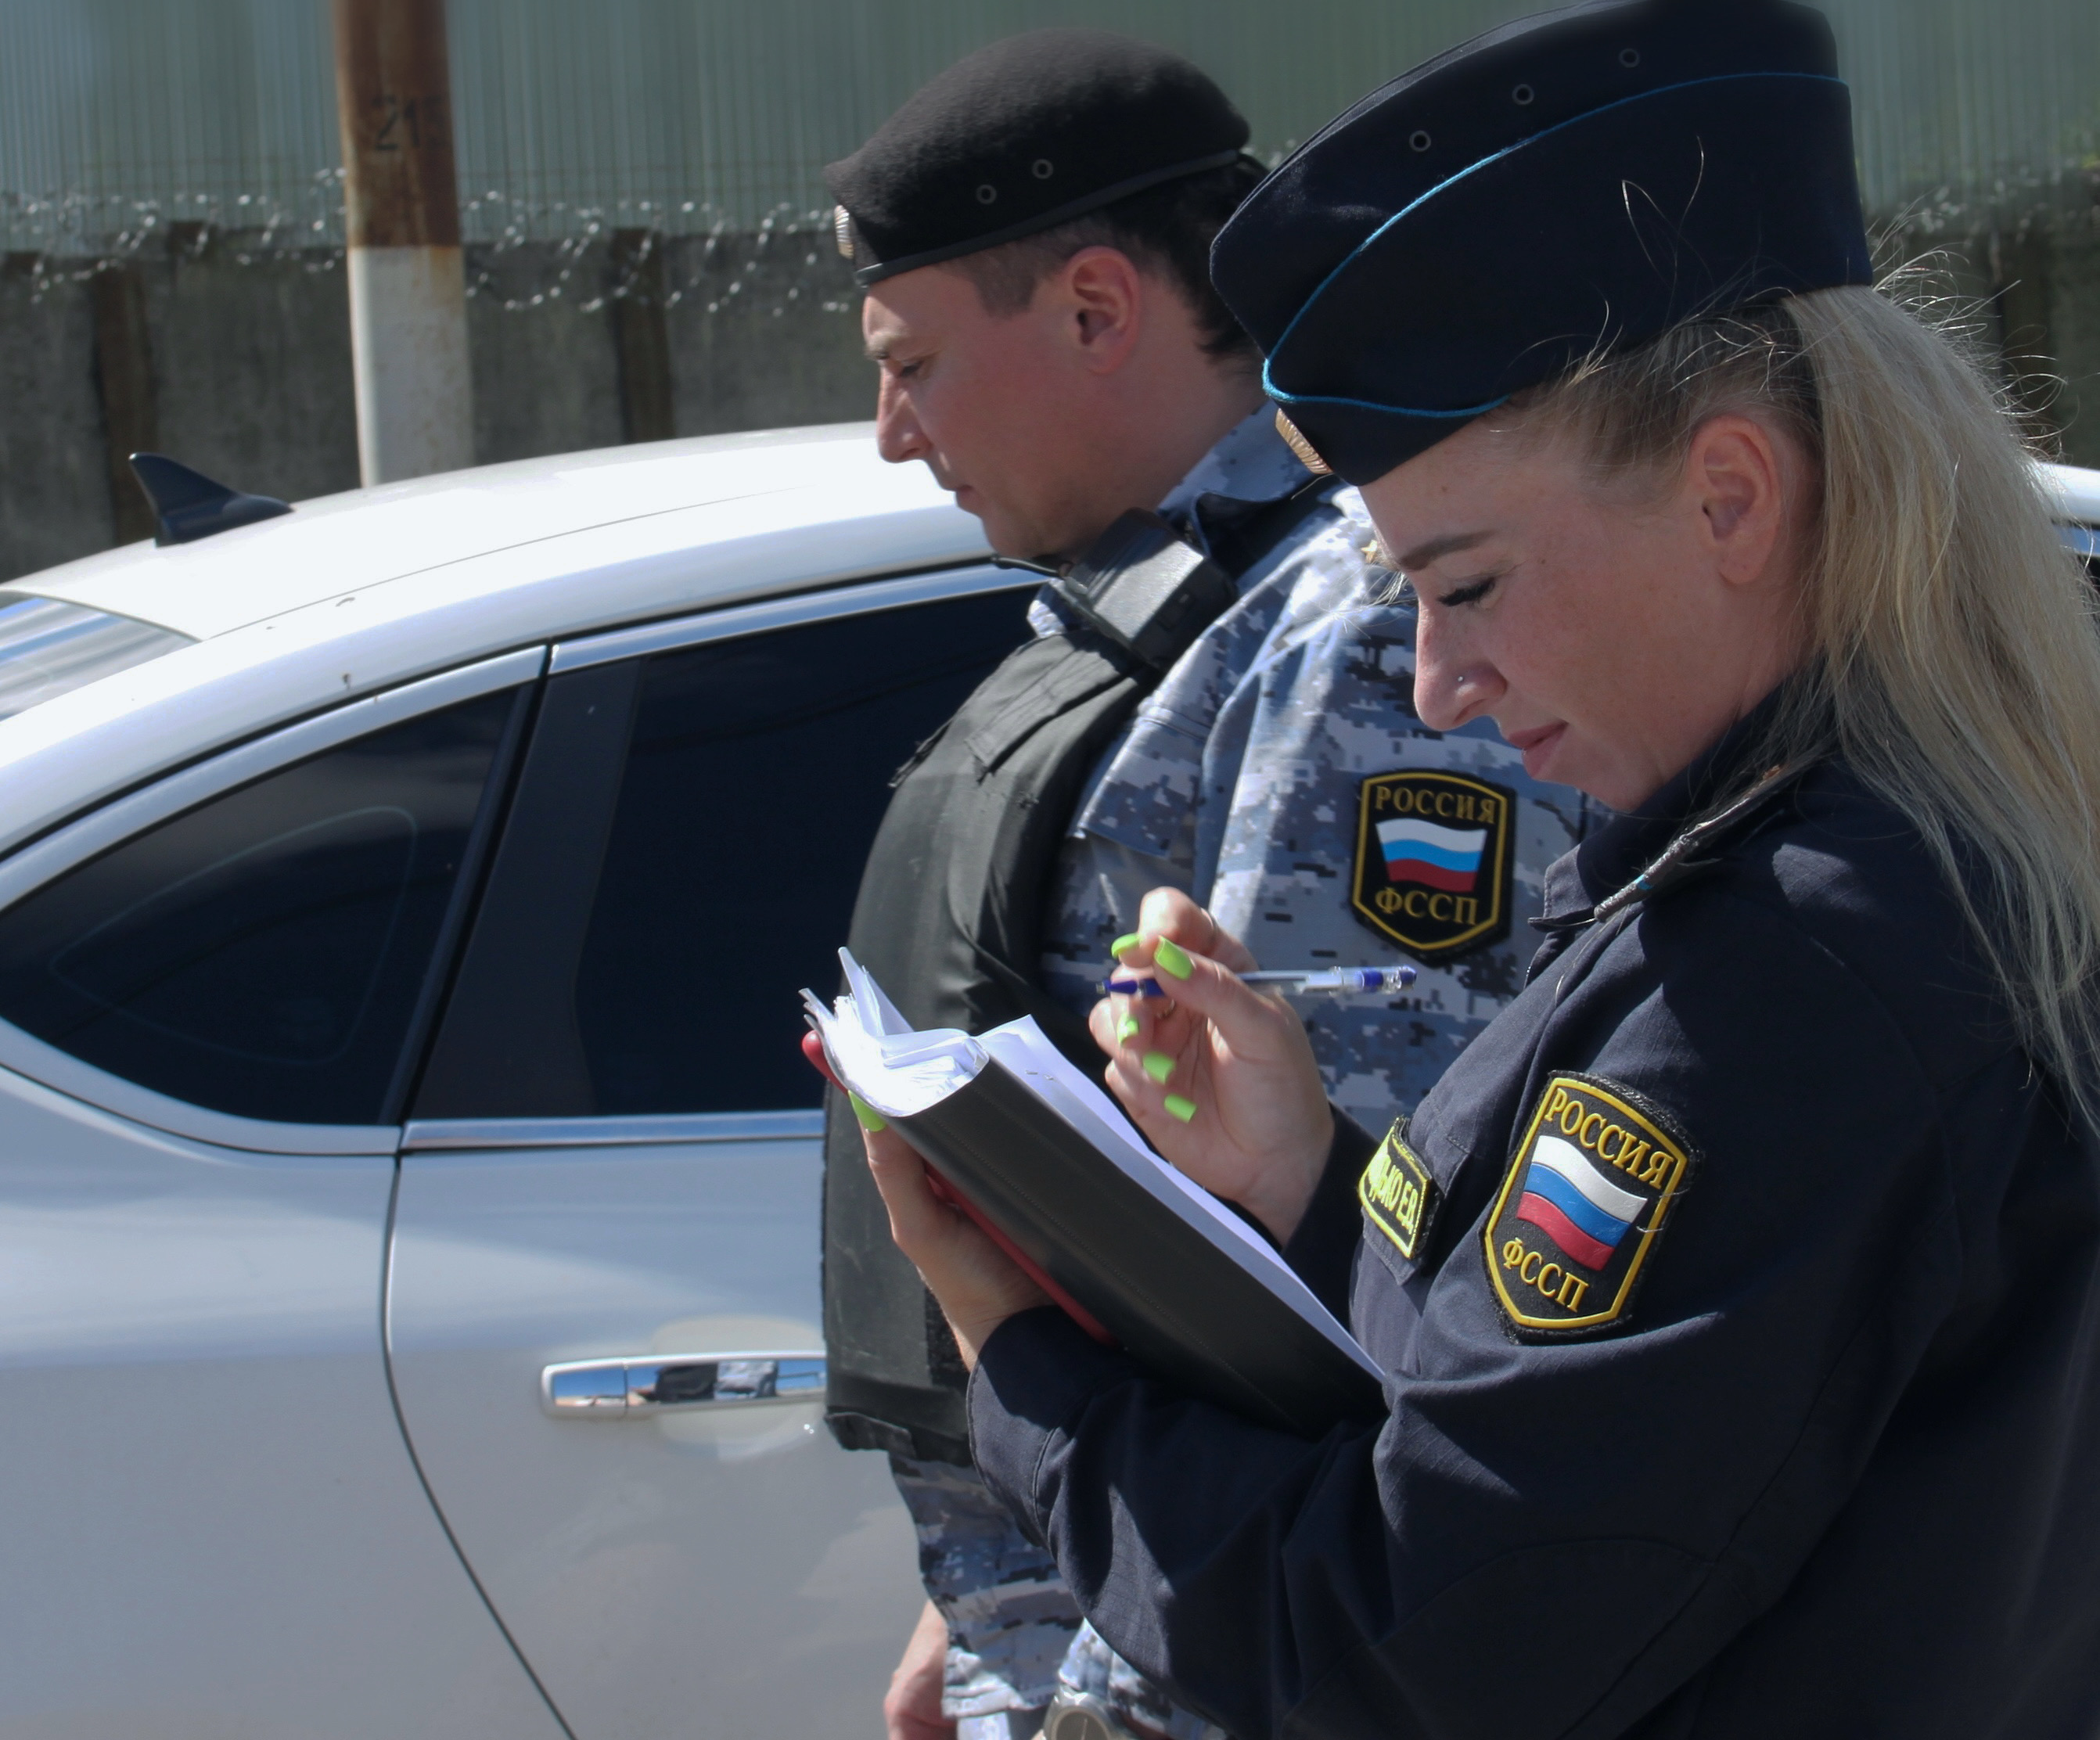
left=822, top=490, right=1332, bottom=1463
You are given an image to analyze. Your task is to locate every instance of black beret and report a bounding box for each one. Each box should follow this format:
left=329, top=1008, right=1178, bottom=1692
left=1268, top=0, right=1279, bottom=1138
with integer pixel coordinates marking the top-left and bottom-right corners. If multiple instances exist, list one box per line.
left=825, top=30, right=1251, bottom=288
left=1211, top=0, right=1875, bottom=485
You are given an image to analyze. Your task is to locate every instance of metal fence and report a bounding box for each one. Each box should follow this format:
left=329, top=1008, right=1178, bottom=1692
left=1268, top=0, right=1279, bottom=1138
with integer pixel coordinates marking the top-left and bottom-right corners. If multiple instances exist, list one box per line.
left=2, top=0, right=2096, bottom=260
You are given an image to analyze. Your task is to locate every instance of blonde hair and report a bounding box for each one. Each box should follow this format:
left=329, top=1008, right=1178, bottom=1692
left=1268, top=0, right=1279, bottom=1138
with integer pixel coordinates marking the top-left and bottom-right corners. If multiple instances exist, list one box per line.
left=1523, top=282, right=2100, bottom=1115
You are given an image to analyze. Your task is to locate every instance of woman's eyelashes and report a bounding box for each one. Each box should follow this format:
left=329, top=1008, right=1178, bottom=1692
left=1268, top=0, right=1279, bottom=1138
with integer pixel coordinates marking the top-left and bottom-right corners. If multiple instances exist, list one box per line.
left=1375, top=551, right=1505, bottom=610
left=1435, top=571, right=1504, bottom=609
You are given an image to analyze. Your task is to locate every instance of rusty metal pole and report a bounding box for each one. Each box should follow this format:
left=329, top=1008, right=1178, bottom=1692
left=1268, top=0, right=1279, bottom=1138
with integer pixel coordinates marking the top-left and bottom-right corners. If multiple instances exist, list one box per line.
left=331, top=0, right=473, bottom=484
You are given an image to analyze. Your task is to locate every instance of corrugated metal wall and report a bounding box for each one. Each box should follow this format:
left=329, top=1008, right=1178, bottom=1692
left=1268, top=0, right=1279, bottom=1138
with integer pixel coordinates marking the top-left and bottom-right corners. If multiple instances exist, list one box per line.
left=0, top=0, right=338, bottom=253
left=2, top=0, right=2096, bottom=255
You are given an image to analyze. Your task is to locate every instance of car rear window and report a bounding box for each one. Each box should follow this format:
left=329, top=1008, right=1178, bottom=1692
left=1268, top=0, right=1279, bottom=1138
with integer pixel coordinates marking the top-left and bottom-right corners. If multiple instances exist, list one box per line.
left=0, top=687, right=521, bottom=1123
left=0, top=594, right=192, bottom=724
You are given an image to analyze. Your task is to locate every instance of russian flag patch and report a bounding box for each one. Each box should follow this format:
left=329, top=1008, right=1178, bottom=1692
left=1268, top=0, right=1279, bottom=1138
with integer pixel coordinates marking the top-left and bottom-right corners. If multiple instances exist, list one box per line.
left=1350, top=769, right=1515, bottom=962
left=1484, top=1073, right=1694, bottom=1336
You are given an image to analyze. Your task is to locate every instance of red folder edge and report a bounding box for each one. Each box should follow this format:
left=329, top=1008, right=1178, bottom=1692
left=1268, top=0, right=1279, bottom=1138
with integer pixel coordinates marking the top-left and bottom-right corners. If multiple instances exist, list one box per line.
left=802, top=1029, right=1117, bottom=1348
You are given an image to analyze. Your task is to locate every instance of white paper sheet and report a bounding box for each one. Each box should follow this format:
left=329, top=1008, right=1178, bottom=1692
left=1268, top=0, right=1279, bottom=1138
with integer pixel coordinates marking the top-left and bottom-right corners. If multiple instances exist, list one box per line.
left=804, top=949, right=1379, bottom=1379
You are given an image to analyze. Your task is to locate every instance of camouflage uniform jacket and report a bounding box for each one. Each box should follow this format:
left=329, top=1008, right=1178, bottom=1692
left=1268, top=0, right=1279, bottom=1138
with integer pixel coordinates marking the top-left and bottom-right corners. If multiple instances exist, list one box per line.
left=897, top=408, right=1591, bottom=1738
left=1040, top=412, right=1591, bottom=1126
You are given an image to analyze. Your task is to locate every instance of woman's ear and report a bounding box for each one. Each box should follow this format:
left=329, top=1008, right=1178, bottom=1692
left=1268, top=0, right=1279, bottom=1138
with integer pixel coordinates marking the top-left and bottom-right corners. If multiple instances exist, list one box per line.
left=1689, top=413, right=1789, bottom=588
left=1054, top=245, right=1145, bottom=373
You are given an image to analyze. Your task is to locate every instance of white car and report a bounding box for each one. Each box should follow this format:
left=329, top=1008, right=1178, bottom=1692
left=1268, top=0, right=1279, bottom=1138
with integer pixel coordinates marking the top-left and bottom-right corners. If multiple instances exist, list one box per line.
left=0, top=426, right=1021, bottom=1739
left=0, top=430, right=2093, bottom=1739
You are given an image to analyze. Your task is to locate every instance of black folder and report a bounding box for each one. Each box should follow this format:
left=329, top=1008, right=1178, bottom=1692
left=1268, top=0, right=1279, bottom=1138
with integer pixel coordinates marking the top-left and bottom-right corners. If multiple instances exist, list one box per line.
left=807, top=954, right=1383, bottom=1438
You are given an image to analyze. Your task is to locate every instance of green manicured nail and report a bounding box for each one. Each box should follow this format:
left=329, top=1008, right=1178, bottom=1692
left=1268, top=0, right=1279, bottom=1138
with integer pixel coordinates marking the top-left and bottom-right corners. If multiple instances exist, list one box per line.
left=1110, top=933, right=1141, bottom=960
left=847, top=1092, right=887, bottom=1133
left=1143, top=1051, right=1174, bottom=1085
left=1163, top=1094, right=1196, bottom=1123
left=1154, top=938, right=1193, bottom=980
left=1117, top=1015, right=1141, bottom=1043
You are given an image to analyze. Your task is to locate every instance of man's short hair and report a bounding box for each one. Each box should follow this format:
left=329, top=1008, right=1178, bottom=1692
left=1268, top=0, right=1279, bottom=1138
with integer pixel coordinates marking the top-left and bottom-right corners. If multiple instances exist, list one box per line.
left=946, top=157, right=1264, bottom=362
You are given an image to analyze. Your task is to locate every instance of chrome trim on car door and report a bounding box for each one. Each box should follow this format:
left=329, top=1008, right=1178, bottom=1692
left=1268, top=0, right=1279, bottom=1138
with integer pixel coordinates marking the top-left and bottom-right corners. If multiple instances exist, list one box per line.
left=402, top=1109, right=824, bottom=1150
left=548, top=563, right=1026, bottom=673
left=541, top=1353, right=826, bottom=1417
left=0, top=1032, right=402, bottom=1156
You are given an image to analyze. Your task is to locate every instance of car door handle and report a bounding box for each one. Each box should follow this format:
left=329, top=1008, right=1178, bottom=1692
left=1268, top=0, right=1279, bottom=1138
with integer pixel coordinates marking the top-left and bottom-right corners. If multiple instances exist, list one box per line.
left=541, top=1352, right=825, bottom=1418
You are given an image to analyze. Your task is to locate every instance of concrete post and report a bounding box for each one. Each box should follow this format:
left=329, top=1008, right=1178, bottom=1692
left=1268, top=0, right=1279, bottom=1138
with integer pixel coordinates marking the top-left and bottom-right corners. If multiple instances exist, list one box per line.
left=88, top=262, right=159, bottom=544
left=331, top=0, right=473, bottom=484
left=610, top=228, right=675, bottom=444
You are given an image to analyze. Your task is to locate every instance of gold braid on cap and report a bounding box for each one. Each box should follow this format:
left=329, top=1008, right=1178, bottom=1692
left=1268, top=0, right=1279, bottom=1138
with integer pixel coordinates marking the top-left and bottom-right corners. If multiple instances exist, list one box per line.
left=833, top=205, right=857, bottom=261
left=1275, top=409, right=1332, bottom=476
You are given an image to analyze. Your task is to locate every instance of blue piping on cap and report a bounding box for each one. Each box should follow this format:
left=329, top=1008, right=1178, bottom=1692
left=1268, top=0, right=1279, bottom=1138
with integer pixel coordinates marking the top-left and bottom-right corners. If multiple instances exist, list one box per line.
left=1258, top=70, right=1849, bottom=424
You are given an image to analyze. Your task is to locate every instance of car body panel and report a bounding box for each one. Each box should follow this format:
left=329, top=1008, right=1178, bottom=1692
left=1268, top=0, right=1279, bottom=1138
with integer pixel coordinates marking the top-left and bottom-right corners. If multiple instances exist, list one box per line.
left=386, top=1128, right=919, bottom=1739
left=0, top=1062, right=564, bottom=1737
left=363, top=564, right=1036, bottom=1735
left=3, top=424, right=958, bottom=642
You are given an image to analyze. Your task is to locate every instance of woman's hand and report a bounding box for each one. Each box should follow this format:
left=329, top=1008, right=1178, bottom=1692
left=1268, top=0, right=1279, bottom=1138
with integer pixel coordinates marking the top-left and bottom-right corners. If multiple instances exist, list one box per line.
left=858, top=1105, right=1048, bottom=1371
left=1091, top=888, right=1334, bottom=1243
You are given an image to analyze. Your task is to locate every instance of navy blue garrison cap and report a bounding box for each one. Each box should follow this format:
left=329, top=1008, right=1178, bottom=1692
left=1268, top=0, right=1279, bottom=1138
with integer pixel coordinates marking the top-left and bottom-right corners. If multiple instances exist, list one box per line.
left=1212, top=0, right=1873, bottom=485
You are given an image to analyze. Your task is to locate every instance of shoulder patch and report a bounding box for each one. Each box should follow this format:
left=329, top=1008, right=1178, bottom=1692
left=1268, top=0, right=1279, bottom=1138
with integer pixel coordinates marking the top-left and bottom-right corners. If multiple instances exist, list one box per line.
left=1350, top=770, right=1515, bottom=961
left=1484, top=1073, right=1693, bottom=1337
left=1359, top=1120, right=1442, bottom=1264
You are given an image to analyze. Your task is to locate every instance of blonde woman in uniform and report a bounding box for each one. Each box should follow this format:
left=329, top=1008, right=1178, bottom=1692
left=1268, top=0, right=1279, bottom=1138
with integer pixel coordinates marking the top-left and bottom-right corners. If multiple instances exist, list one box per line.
left=856, top=3, right=2100, bottom=1735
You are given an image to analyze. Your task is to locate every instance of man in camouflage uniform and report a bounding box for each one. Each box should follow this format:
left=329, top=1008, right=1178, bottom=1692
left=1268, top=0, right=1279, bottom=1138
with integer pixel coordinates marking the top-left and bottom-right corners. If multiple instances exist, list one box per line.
left=825, top=31, right=1588, bottom=1740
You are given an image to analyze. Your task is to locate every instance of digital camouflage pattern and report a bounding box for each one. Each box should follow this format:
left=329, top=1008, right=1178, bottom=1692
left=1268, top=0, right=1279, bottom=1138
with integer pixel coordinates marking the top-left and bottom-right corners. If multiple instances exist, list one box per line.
left=1039, top=422, right=1591, bottom=1129
left=1059, top=1620, right=1230, bottom=1740
left=890, top=1453, right=1073, bottom=1721
left=904, top=411, right=1591, bottom=1735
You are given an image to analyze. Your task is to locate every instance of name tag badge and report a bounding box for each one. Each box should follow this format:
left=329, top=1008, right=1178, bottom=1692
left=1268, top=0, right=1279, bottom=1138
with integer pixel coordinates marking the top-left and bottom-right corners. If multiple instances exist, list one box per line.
left=1484, top=1073, right=1695, bottom=1338
left=1360, top=1120, right=1443, bottom=1267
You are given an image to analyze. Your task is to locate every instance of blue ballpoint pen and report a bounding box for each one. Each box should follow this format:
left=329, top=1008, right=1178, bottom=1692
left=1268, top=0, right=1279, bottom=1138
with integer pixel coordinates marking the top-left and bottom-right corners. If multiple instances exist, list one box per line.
left=1100, top=964, right=1418, bottom=998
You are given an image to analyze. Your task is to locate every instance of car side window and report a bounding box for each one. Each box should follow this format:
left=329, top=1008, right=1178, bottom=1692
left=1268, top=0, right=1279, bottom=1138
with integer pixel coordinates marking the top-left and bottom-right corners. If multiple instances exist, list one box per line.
left=581, top=588, right=1035, bottom=1112
left=0, top=688, right=523, bottom=1125
left=414, top=587, right=1033, bottom=1119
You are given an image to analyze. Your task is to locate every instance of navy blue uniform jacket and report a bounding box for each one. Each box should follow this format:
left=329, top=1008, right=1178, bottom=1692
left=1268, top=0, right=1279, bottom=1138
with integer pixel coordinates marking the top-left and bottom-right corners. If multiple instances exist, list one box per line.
left=967, top=710, right=2100, bottom=1738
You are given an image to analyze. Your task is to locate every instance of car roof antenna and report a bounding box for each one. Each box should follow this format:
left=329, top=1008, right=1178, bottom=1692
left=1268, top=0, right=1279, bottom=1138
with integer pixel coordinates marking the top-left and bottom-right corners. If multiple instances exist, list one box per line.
left=128, top=453, right=293, bottom=548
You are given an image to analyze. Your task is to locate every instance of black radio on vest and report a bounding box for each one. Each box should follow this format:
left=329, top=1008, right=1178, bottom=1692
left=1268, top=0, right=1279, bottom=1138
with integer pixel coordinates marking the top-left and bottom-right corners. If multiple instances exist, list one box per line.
left=823, top=494, right=1327, bottom=1461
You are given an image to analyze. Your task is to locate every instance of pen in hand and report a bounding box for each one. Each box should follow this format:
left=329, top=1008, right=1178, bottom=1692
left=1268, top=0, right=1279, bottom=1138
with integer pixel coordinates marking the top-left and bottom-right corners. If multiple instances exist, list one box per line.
left=1102, top=964, right=1419, bottom=999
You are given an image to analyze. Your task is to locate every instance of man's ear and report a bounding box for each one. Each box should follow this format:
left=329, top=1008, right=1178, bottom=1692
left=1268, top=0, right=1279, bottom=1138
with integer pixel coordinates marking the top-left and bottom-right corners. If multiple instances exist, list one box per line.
left=1054, top=245, right=1145, bottom=374
left=1689, top=412, right=1789, bottom=588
